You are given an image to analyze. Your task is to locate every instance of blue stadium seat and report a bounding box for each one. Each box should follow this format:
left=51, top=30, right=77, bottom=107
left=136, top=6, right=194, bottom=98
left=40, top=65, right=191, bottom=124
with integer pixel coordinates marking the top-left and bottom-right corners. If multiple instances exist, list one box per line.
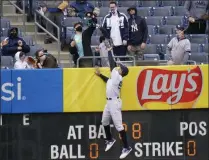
left=189, top=34, right=208, bottom=44
left=97, top=0, right=111, bottom=7
left=161, top=0, right=178, bottom=6
left=143, top=54, right=160, bottom=60
left=191, top=43, right=203, bottom=53
left=203, top=44, right=208, bottom=53
left=1, top=56, right=14, bottom=69
left=28, top=44, right=43, bottom=56
left=137, top=7, right=152, bottom=17
left=0, top=36, right=7, bottom=42
left=147, top=34, right=169, bottom=44
left=173, top=6, right=186, bottom=16
left=62, top=17, right=82, bottom=27
left=0, top=28, right=9, bottom=37
left=22, top=36, right=33, bottom=46
left=158, top=25, right=175, bottom=34
left=91, top=36, right=100, bottom=46
left=143, top=44, right=161, bottom=54
left=164, top=16, right=184, bottom=25
left=99, top=7, right=110, bottom=17
left=117, top=7, right=129, bottom=14
left=148, top=25, right=158, bottom=34
left=190, top=52, right=208, bottom=64
left=145, top=16, right=163, bottom=25
left=118, top=0, right=138, bottom=7
left=152, top=6, right=174, bottom=16
left=0, top=18, right=10, bottom=29
left=139, top=1, right=160, bottom=7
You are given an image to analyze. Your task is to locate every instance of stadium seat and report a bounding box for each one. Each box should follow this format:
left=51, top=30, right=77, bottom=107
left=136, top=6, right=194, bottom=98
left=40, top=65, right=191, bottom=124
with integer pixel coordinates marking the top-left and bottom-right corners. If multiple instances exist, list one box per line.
left=143, top=44, right=160, bottom=54
left=158, top=25, right=175, bottom=34
left=139, top=1, right=159, bottom=7
left=191, top=43, right=203, bottom=53
left=1, top=56, right=14, bottom=69
left=160, top=44, right=168, bottom=54
left=137, top=7, right=152, bottom=17
left=147, top=34, right=169, bottom=44
left=118, top=0, right=138, bottom=7
left=164, top=16, right=184, bottom=25
left=0, top=28, right=9, bottom=37
left=97, top=0, right=111, bottom=7
left=189, top=34, right=208, bottom=44
left=152, top=6, right=174, bottom=16
left=117, top=7, right=129, bottom=14
left=62, top=17, right=82, bottom=27
left=148, top=25, right=158, bottom=34
left=203, top=44, right=208, bottom=53
left=91, top=36, right=100, bottom=46
left=190, top=52, right=208, bottom=64
left=161, top=1, right=178, bottom=6
left=22, top=36, right=33, bottom=46
left=145, top=16, right=163, bottom=25
left=173, top=6, right=186, bottom=16
left=168, top=34, right=176, bottom=40
left=97, top=17, right=104, bottom=24
left=0, top=18, right=10, bottom=29
left=99, top=7, right=110, bottom=17
left=143, top=54, right=160, bottom=60
left=0, top=36, right=7, bottom=42
left=28, top=44, right=43, bottom=56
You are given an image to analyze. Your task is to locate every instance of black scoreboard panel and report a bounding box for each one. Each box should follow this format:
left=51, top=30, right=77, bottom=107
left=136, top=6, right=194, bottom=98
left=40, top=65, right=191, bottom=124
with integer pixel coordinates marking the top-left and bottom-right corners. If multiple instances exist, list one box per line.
left=0, top=110, right=208, bottom=160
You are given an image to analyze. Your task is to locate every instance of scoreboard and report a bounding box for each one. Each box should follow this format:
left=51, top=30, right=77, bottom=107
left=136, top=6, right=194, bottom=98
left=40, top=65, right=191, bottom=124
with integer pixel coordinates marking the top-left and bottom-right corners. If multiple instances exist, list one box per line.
left=0, top=109, right=208, bottom=160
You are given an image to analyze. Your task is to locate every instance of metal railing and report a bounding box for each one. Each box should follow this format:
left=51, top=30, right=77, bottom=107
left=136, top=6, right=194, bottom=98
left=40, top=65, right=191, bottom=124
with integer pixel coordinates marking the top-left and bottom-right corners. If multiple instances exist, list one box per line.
left=34, top=10, right=61, bottom=65
left=77, top=56, right=136, bottom=68
left=8, top=0, right=26, bottom=35
left=0, top=0, right=3, bottom=17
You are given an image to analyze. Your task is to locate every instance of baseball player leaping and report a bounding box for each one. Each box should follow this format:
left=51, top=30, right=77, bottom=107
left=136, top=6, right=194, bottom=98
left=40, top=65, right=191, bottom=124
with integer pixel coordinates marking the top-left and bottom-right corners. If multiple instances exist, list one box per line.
left=95, top=44, right=132, bottom=159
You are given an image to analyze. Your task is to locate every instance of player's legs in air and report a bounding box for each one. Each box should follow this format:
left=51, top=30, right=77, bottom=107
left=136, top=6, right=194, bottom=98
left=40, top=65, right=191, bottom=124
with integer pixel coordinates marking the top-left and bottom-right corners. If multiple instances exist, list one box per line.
left=102, top=99, right=132, bottom=159
left=101, top=103, right=116, bottom=152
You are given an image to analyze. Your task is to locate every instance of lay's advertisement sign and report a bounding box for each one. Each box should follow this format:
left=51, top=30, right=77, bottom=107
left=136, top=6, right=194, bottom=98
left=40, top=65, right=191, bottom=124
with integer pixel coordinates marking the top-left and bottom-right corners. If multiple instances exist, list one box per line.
left=63, top=65, right=208, bottom=112
left=0, top=65, right=208, bottom=114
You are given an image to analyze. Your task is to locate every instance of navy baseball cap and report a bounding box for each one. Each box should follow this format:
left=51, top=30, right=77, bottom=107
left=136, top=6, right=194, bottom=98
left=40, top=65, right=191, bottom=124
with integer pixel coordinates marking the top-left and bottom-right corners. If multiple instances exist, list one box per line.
left=119, top=63, right=129, bottom=77
left=176, top=25, right=185, bottom=31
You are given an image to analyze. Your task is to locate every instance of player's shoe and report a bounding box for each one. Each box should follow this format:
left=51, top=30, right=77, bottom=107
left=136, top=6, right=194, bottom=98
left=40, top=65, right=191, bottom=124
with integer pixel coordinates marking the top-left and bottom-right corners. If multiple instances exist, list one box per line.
left=119, top=147, right=132, bottom=159
left=105, top=139, right=116, bottom=152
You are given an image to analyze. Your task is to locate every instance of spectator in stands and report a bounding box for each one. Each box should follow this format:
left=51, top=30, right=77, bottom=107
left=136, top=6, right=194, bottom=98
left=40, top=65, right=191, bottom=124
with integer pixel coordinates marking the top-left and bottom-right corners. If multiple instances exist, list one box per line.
left=184, top=1, right=209, bottom=34
left=1, top=27, right=30, bottom=57
left=94, top=36, right=110, bottom=67
left=16, top=0, right=33, bottom=21
left=69, top=12, right=98, bottom=67
left=35, top=49, right=58, bottom=68
left=37, top=3, right=48, bottom=32
left=102, top=1, right=129, bottom=59
left=167, top=25, right=191, bottom=65
left=69, top=0, right=94, bottom=18
left=14, top=52, right=31, bottom=69
left=44, top=1, right=69, bottom=44
left=127, top=6, right=148, bottom=60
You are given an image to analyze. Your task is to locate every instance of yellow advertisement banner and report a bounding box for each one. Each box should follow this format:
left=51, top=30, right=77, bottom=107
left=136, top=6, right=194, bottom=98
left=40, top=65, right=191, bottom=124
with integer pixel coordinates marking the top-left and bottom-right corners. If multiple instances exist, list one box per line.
left=63, top=65, right=208, bottom=112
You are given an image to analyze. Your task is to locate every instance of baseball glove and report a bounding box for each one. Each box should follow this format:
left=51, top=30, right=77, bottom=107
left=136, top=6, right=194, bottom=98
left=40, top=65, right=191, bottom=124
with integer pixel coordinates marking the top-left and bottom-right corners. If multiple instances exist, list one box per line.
left=67, top=7, right=77, bottom=17
left=27, top=56, right=37, bottom=67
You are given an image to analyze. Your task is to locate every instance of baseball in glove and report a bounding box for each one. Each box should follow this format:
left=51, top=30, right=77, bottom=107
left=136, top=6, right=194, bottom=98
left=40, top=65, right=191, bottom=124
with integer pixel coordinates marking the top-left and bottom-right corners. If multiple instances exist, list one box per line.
left=67, top=7, right=77, bottom=17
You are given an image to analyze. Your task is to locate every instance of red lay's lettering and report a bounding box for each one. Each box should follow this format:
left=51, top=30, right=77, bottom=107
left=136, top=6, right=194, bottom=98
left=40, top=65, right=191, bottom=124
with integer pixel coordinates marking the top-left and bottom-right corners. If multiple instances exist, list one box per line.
left=137, top=66, right=203, bottom=107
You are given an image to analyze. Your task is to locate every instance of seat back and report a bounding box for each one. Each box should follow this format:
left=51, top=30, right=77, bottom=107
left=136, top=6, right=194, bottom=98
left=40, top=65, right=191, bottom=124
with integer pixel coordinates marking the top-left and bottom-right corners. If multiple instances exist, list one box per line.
left=1, top=56, right=14, bottom=69
left=0, top=18, right=10, bottom=29
left=144, top=54, right=160, bottom=60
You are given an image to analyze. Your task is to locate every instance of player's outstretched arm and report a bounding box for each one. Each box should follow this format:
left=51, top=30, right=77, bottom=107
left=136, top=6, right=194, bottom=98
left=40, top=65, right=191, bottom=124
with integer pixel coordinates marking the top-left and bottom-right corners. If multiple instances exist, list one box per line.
left=107, top=50, right=116, bottom=72
left=95, top=66, right=109, bottom=83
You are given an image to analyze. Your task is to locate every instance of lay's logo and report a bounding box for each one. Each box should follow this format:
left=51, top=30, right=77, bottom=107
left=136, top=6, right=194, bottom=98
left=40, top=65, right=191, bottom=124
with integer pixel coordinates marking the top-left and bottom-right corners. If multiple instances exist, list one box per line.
left=137, top=66, right=203, bottom=109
